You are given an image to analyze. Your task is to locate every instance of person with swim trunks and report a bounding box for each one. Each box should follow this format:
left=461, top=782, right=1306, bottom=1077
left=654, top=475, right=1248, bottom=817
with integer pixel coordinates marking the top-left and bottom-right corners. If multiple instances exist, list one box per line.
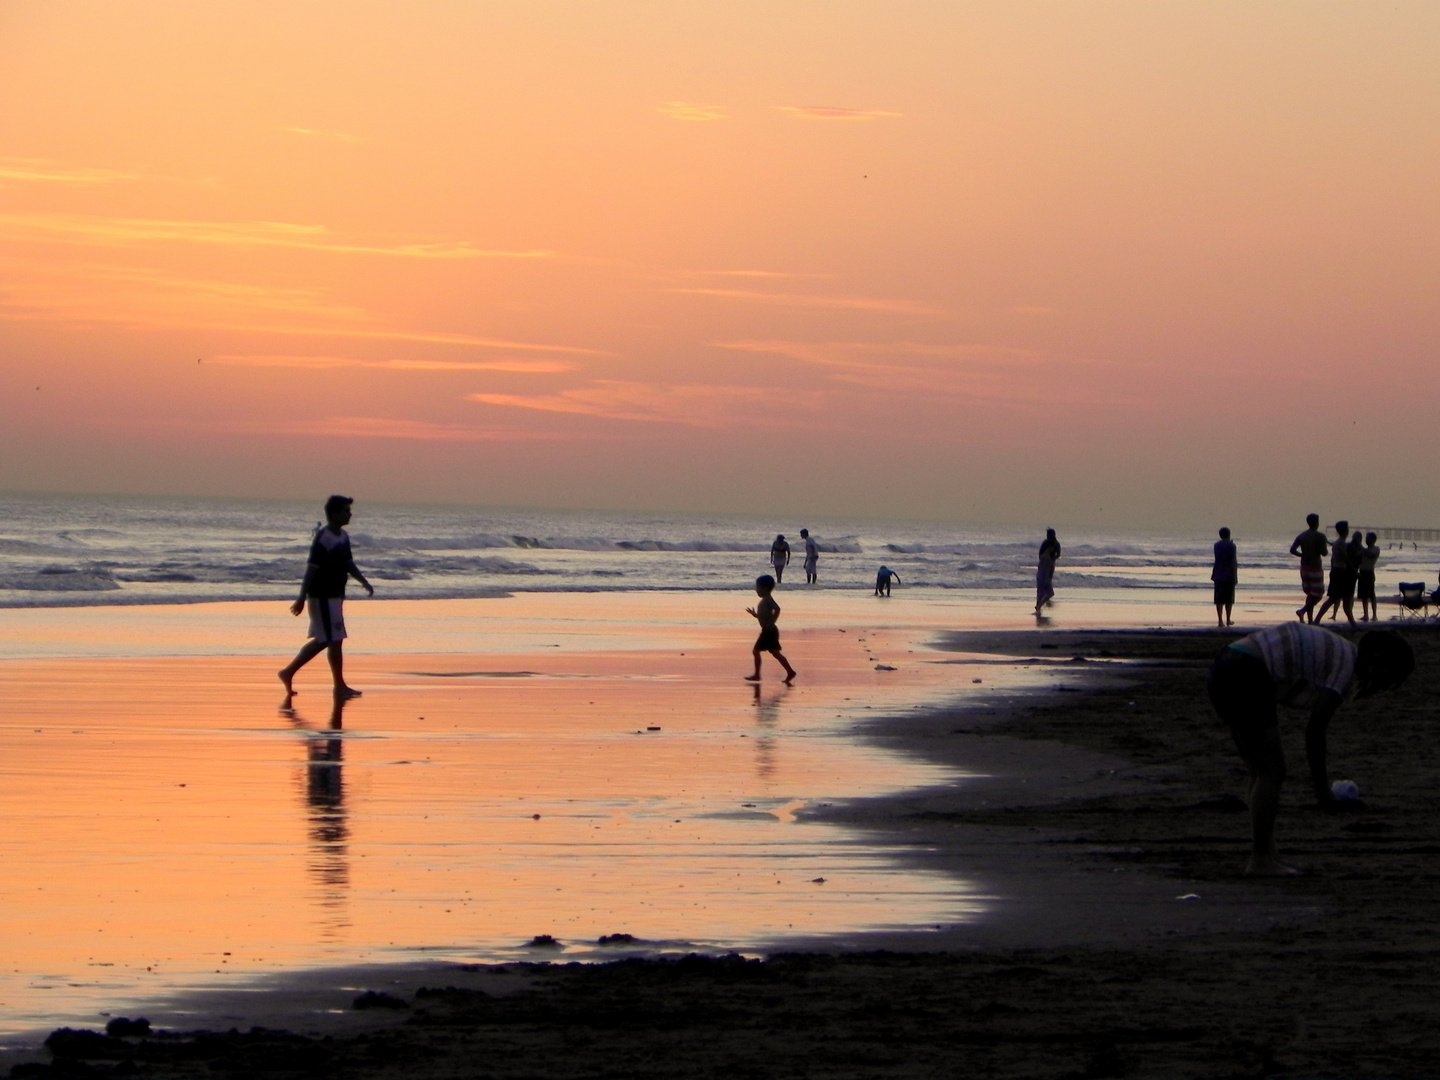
left=1207, top=622, right=1412, bottom=875
left=1289, top=513, right=1328, bottom=623
left=1313, top=520, right=1359, bottom=629
left=1357, top=532, right=1380, bottom=622
left=800, top=528, right=819, bottom=585
left=279, top=495, right=373, bottom=701
left=745, top=575, right=796, bottom=683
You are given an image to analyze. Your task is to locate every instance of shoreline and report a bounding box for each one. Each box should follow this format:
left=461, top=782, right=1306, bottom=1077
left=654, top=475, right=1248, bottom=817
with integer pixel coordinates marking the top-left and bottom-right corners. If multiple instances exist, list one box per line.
left=7, top=622, right=1440, bottom=1077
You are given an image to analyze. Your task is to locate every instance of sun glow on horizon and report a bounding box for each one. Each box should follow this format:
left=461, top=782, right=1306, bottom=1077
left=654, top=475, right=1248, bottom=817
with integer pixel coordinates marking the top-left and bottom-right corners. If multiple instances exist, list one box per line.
left=1, top=2, right=1438, bottom=528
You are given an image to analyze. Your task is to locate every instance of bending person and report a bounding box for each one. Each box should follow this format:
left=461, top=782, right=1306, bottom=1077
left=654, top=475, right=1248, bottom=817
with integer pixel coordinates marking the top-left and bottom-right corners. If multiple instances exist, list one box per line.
left=1207, top=623, right=1412, bottom=875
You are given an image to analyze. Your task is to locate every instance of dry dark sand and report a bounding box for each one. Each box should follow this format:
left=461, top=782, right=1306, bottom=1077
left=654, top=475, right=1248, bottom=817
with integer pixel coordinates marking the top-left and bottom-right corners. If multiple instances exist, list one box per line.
left=11, top=625, right=1440, bottom=1079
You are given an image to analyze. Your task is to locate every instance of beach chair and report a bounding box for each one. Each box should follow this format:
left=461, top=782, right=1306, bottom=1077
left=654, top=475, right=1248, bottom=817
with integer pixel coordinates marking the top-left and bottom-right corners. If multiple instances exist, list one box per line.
left=1397, top=582, right=1428, bottom=619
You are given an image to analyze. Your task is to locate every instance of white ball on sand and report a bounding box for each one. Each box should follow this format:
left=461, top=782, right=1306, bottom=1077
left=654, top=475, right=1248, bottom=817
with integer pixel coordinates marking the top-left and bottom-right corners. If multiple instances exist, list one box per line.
left=1331, top=779, right=1360, bottom=801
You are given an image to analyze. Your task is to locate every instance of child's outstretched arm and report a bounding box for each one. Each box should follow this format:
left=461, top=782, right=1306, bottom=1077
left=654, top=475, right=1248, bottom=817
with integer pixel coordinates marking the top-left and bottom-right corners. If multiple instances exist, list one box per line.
left=745, top=606, right=759, bottom=619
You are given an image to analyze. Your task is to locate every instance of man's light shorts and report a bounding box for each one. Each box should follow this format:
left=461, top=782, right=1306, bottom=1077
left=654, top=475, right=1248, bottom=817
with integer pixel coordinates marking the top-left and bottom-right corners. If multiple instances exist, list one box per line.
left=307, top=597, right=347, bottom=644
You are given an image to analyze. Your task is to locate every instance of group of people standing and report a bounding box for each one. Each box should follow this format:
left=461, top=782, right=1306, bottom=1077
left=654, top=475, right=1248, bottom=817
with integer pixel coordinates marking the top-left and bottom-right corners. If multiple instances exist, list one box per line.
left=768, top=530, right=820, bottom=585
left=1290, top=514, right=1381, bottom=629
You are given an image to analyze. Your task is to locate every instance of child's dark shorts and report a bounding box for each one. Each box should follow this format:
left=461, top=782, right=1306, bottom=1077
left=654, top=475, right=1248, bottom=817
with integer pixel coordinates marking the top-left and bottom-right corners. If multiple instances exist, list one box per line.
left=1213, top=581, right=1235, bottom=606
left=1207, top=646, right=1284, bottom=774
left=754, top=626, right=781, bottom=652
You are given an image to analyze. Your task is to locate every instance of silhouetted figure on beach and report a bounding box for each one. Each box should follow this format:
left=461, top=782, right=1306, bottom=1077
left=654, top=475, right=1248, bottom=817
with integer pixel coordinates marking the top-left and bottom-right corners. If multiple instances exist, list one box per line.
left=1313, top=521, right=1358, bottom=629
left=801, top=528, right=819, bottom=585
left=1358, top=532, right=1380, bottom=622
left=770, top=534, right=791, bottom=584
left=279, top=495, right=373, bottom=701
left=1212, top=527, right=1237, bottom=627
left=745, top=574, right=796, bottom=683
left=875, top=565, right=900, bottom=597
left=1207, top=624, right=1412, bottom=875
left=1290, top=514, right=1328, bottom=623
left=1034, top=529, right=1061, bottom=615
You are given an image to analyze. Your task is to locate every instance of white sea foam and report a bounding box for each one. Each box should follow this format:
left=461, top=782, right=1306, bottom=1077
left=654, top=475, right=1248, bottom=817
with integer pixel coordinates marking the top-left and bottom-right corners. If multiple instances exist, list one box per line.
left=1, top=493, right=1435, bottom=609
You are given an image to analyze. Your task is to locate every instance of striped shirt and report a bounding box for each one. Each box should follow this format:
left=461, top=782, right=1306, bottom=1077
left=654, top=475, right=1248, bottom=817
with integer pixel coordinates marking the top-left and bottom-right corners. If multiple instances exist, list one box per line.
left=1233, top=622, right=1356, bottom=706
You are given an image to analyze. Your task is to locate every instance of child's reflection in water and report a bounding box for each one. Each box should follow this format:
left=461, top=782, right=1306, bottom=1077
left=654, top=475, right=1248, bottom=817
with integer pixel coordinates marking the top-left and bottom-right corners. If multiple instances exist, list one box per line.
left=281, top=694, right=351, bottom=938
left=751, top=682, right=789, bottom=782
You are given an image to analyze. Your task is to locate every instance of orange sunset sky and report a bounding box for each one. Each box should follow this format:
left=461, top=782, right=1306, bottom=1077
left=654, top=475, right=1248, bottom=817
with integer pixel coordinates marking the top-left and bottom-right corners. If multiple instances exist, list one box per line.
left=1, top=2, right=1436, bottom=529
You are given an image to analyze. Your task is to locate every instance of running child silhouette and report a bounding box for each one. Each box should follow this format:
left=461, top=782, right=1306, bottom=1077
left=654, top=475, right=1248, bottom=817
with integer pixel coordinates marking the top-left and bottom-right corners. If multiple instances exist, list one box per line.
left=745, top=574, right=796, bottom=683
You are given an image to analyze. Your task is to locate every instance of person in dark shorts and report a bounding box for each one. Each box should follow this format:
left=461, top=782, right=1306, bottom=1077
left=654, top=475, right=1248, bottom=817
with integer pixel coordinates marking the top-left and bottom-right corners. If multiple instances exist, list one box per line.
left=1211, top=527, right=1238, bottom=628
left=279, top=495, right=374, bottom=701
left=1207, top=622, right=1412, bottom=875
left=1314, top=520, right=1358, bottom=628
left=1358, top=532, right=1380, bottom=622
left=1289, top=513, right=1328, bottom=623
left=744, top=574, right=796, bottom=683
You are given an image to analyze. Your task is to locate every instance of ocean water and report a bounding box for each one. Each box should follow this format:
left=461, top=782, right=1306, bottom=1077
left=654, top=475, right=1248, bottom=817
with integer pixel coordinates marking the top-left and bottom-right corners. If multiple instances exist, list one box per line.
left=4, top=492, right=1434, bottom=610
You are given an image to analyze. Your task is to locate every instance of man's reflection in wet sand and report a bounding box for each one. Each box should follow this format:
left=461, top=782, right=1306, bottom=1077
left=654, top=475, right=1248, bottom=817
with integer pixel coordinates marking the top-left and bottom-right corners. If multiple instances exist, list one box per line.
left=281, top=695, right=351, bottom=938
left=750, top=682, right=788, bottom=781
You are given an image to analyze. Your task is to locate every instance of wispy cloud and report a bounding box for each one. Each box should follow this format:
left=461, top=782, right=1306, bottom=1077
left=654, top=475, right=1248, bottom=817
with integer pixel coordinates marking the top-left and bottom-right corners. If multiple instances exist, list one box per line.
left=214, top=416, right=548, bottom=441
left=469, top=380, right=778, bottom=427
left=0, top=158, right=137, bottom=184
left=0, top=213, right=551, bottom=259
left=212, top=354, right=577, bottom=373
left=690, top=269, right=835, bottom=280
left=671, top=286, right=942, bottom=317
left=657, top=101, right=729, bottom=122
left=714, top=339, right=1141, bottom=406
left=0, top=258, right=602, bottom=354
left=774, top=106, right=901, bottom=121
left=277, top=126, right=364, bottom=143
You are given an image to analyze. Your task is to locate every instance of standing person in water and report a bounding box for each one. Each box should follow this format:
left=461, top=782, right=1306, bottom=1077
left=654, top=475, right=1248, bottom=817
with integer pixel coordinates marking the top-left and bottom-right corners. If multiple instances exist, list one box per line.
left=1212, top=527, right=1238, bottom=628
left=1289, top=513, right=1329, bottom=623
left=1207, top=623, right=1412, bottom=875
left=1034, top=528, right=1061, bottom=615
left=1357, top=532, right=1381, bottom=622
left=1313, top=521, right=1358, bottom=629
left=800, top=528, right=819, bottom=585
left=769, top=534, right=791, bottom=584
left=745, top=575, right=796, bottom=683
left=279, top=495, right=374, bottom=701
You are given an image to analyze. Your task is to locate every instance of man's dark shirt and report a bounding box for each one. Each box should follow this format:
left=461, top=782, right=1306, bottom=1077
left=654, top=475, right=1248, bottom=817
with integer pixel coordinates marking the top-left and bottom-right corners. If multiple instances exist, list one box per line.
left=307, top=527, right=358, bottom=599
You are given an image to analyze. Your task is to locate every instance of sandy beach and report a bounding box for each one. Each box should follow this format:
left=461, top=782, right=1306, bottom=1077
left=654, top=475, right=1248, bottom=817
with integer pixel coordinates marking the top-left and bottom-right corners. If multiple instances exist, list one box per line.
left=5, top=599, right=1439, bottom=1077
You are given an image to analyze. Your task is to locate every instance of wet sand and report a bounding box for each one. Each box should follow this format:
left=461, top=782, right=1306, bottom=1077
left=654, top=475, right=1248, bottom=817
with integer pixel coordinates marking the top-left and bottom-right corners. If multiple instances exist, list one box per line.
left=9, top=621, right=1440, bottom=1077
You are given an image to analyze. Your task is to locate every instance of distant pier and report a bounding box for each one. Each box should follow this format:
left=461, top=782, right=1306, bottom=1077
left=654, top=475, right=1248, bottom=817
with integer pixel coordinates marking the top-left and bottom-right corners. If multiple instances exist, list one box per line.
left=1361, top=526, right=1440, bottom=542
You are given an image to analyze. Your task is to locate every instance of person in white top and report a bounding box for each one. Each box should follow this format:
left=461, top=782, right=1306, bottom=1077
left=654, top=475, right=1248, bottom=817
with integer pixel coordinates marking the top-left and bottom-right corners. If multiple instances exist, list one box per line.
left=800, top=528, right=819, bottom=585
left=1207, top=623, right=1412, bottom=875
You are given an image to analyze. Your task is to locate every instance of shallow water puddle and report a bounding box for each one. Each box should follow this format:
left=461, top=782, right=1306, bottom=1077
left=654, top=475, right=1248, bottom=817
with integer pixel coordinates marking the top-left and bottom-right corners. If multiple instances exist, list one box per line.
left=0, top=605, right=1038, bottom=1035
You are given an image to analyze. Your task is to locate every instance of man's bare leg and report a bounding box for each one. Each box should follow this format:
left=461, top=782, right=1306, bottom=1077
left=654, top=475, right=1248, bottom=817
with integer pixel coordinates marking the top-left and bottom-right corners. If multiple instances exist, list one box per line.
left=745, top=649, right=762, bottom=681
left=327, top=642, right=362, bottom=698
left=1245, top=772, right=1297, bottom=876
left=279, top=639, right=327, bottom=695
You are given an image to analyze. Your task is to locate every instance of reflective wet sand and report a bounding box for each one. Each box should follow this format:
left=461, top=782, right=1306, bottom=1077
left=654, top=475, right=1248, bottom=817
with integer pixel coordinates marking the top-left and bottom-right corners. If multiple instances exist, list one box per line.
left=0, top=592, right=1022, bottom=1034
left=0, top=587, right=1311, bottom=1034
